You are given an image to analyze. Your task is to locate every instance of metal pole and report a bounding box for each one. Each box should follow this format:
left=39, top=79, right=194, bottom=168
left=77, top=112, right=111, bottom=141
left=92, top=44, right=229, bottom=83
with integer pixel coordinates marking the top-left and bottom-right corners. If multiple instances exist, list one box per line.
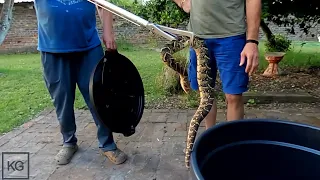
left=88, top=0, right=149, bottom=27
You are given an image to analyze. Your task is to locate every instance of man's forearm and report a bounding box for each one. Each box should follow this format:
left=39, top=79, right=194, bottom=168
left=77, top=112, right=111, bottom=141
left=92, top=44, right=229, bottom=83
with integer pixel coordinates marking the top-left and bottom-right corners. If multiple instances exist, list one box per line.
left=102, top=9, right=114, bottom=35
left=172, top=0, right=184, bottom=8
left=246, top=0, right=261, bottom=40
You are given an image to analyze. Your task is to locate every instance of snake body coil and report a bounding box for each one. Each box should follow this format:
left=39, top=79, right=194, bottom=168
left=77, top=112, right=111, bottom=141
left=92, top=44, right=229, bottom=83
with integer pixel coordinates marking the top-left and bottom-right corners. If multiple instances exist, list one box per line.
left=160, top=37, right=215, bottom=168
left=160, top=36, right=191, bottom=93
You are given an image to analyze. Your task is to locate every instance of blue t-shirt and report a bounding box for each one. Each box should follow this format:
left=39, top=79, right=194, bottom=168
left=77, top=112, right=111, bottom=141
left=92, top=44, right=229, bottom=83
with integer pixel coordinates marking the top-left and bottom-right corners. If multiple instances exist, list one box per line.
left=34, top=0, right=102, bottom=53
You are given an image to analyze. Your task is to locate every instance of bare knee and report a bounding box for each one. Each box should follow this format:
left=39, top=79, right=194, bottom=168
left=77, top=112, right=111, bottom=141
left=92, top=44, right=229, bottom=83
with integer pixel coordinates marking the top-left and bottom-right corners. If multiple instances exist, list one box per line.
left=225, top=94, right=243, bottom=106
left=225, top=94, right=244, bottom=121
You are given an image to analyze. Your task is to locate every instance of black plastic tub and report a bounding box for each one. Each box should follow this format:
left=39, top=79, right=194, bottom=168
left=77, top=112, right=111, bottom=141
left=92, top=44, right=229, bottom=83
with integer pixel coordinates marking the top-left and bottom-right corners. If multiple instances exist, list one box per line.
left=190, top=119, right=320, bottom=180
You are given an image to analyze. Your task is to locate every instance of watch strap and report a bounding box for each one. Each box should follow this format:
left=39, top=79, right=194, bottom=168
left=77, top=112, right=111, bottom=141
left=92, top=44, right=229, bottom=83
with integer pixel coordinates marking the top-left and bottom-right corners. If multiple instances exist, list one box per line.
left=246, top=39, right=259, bottom=45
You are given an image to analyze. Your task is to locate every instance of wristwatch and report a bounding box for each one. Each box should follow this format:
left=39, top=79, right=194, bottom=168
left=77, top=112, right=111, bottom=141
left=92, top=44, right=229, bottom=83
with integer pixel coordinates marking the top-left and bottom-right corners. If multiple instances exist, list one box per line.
left=246, top=39, right=259, bottom=45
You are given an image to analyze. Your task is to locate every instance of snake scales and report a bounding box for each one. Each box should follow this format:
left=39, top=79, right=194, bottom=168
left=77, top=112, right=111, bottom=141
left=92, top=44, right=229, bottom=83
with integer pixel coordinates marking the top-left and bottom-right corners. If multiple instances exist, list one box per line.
left=160, top=36, right=215, bottom=168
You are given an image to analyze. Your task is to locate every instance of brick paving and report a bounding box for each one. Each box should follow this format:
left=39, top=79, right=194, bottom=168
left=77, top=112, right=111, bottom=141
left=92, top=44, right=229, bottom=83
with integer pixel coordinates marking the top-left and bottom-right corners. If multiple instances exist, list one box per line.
left=1, top=107, right=320, bottom=180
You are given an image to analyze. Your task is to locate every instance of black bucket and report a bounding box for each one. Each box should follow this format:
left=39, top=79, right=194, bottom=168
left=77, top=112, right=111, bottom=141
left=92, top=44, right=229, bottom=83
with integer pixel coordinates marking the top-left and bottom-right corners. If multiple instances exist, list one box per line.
left=190, top=119, right=320, bottom=180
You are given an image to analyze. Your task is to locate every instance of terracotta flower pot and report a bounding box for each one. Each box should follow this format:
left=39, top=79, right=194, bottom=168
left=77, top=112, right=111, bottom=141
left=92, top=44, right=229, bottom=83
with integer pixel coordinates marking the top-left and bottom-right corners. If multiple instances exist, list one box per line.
left=262, top=52, right=286, bottom=77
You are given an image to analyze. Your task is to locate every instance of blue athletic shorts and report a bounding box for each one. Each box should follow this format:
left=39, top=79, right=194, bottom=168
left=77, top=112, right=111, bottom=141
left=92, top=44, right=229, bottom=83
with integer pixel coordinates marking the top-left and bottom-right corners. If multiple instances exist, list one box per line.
left=188, top=34, right=249, bottom=95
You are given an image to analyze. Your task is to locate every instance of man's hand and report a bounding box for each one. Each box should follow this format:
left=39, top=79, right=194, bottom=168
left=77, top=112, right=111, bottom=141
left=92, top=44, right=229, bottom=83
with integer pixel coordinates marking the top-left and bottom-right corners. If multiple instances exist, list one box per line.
left=103, top=32, right=117, bottom=51
left=239, top=42, right=259, bottom=76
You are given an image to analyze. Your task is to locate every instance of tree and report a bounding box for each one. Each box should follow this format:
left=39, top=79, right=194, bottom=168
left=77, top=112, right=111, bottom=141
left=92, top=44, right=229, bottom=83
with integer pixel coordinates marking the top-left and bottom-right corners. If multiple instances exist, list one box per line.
left=0, top=0, right=15, bottom=45
left=263, top=0, right=320, bottom=37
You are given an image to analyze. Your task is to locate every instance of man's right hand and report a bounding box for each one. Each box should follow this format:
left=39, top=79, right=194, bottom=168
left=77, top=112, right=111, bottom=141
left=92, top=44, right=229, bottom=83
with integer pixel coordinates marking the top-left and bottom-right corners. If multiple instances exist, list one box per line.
left=181, top=0, right=191, bottom=13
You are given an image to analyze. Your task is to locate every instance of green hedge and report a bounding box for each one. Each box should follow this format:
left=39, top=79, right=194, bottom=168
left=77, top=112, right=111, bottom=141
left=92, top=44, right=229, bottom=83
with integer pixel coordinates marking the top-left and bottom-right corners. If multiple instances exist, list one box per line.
left=110, top=0, right=189, bottom=27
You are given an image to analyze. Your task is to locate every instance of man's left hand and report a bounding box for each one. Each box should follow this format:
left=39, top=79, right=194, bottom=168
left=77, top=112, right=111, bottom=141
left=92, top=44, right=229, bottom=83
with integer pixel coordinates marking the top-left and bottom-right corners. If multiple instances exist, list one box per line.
left=239, top=42, right=259, bottom=76
left=103, top=33, right=117, bottom=51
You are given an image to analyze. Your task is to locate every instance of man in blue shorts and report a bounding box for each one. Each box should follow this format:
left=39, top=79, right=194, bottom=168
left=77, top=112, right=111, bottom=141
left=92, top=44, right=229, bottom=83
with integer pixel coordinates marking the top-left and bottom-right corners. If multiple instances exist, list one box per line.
left=34, top=0, right=127, bottom=165
left=173, top=0, right=261, bottom=128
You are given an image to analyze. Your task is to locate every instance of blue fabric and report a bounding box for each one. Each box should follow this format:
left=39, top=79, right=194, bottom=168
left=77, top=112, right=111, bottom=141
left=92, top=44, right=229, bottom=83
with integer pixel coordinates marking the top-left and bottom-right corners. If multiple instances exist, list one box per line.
left=188, top=34, right=249, bottom=95
left=41, top=45, right=117, bottom=151
left=34, top=0, right=101, bottom=53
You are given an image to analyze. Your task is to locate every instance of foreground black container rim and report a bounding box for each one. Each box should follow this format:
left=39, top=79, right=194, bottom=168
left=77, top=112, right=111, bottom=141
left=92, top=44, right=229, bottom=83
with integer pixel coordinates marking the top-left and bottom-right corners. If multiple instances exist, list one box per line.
left=190, top=119, right=320, bottom=180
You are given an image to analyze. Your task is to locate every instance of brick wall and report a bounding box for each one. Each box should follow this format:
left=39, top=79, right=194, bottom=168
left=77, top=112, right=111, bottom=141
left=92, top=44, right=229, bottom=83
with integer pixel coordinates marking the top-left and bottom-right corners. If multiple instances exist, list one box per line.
left=0, top=2, right=319, bottom=53
left=0, top=3, right=38, bottom=53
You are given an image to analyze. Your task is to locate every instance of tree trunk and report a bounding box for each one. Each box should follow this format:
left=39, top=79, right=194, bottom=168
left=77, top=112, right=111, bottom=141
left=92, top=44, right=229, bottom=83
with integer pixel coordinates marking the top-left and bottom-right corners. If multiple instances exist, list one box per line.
left=0, top=0, right=15, bottom=45
left=260, top=19, right=275, bottom=45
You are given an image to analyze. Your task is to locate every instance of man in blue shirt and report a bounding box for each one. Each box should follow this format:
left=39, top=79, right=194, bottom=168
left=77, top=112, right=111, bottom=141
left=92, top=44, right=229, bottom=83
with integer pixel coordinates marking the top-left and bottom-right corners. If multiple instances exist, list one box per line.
left=34, top=0, right=127, bottom=165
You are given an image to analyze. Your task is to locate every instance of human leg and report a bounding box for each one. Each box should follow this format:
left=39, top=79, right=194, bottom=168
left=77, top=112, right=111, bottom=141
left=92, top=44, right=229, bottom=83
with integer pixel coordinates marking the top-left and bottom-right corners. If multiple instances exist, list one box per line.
left=40, top=52, right=78, bottom=165
left=76, top=45, right=127, bottom=164
left=188, top=46, right=218, bottom=129
left=213, top=34, right=249, bottom=121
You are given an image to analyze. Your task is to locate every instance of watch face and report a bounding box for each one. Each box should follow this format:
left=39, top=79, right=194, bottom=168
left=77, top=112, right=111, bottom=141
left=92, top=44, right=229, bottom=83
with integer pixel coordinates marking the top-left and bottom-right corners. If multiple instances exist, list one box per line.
left=89, top=50, right=145, bottom=137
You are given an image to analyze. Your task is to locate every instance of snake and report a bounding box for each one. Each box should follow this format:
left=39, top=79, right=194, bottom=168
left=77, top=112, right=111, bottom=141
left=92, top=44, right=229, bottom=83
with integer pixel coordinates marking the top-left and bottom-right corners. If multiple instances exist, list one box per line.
left=160, top=36, right=191, bottom=93
left=160, top=36, right=215, bottom=168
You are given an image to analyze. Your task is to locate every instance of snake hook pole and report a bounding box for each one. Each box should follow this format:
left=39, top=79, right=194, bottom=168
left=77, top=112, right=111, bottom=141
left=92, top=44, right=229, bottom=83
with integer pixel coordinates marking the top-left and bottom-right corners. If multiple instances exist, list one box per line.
left=87, top=0, right=195, bottom=43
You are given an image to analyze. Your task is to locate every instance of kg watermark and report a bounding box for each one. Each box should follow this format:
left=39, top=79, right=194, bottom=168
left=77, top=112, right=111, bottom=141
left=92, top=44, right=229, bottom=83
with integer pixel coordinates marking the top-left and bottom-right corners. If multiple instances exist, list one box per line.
left=2, top=152, right=29, bottom=179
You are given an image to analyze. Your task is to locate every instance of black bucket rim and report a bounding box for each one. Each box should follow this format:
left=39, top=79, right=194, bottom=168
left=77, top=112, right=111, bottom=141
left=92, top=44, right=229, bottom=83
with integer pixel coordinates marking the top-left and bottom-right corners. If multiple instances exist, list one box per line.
left=190, top=118, right=320, bottom=180
left=88, top=50, right=145, bottom=136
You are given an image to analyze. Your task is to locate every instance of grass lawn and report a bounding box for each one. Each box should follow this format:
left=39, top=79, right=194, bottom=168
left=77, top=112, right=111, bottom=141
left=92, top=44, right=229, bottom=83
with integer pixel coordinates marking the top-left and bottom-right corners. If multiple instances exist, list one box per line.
left=0, top=43, right=165, bottom=134
left=0, top=41, right=319, bottom=134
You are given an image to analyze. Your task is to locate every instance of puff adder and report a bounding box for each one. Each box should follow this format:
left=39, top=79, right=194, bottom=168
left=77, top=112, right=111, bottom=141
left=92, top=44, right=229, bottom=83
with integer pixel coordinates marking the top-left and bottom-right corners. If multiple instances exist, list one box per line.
left=160, top=36, right=215, bottom=168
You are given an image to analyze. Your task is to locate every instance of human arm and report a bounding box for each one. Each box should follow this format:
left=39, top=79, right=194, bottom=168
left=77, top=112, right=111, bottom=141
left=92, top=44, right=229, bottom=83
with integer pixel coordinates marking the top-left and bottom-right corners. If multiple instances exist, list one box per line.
left=239, top=0, right=262, bottom=75
left=245, top=0, right=261, bottom=41
left=97, top=5, right=117, bottom=50
left=172, top=0, right=190, bottom=13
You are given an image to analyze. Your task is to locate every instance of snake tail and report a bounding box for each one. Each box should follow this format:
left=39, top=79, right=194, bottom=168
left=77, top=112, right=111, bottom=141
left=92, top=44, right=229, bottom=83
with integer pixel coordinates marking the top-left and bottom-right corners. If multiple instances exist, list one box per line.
left=160, top=37, right=191, bottom=93
left=185, top=38, right=215, bottom=168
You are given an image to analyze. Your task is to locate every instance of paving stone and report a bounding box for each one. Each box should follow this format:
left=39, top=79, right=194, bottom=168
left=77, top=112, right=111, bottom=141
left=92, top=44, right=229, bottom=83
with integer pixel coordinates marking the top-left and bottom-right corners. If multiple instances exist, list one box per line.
left=152, top=109, right=170, bottom=113
left=28, top=154, right=56, bottom=180
left=243, top=91, right=320, bottom=103
left=259, top=111, right=296, bottom=120
left=48, top=167, right=96, bottom=180
left=148, top=112, right=168, bottom=123
left=138, top=123, right=166, bottom=142
left=37, top=116, right=58, bottom=125
left=140, top=111, right=151, bottom=123
left=170, top=109, right=188, bottom=113
left=0, top=135, right=25, bottom=152
left=166, top=112, right=179, bottom=122
left=77, top=122, right=98, bottom=137
left=0, top=127, right=28, bottom=147
left=2, top=107, right=320, bottom=179
left=35, top=143, right=63, bottom=156
left=156, top=169, right=190, bottom=180
left=161, top=142, right=186, bottom=156
left=295, top=116, right=320, bottom=127
left=74, top=149, right=102, bottom=169
left=164, top=122, right=187, bottom=137
left=124, top=141, right=163, bottom=155
left=176, top=112, right=188, bottom=123
left=124, top=172, right=156, bottom=180
left=244, top=111, right=263, bottom=119
left=22, top=142, right=47, bottom=155
left=127, top=153, right=160, bottom=175
left=116, top=122, right=147, bottom=143
left=163, top=136, right=187, bottom=143
left=93, top=171, right=113, bottom=180
left=158, top=155, right=186, bottom=171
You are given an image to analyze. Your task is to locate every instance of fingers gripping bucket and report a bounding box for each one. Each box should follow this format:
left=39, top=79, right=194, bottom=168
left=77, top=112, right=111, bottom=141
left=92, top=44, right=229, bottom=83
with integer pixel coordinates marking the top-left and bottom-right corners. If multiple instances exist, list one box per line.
left=190, top=119, right=320, bottom=180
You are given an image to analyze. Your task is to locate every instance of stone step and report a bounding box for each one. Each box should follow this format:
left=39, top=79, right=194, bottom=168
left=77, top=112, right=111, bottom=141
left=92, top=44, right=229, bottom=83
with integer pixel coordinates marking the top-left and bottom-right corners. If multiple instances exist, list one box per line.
left=243, top=91, right=319, bottom=104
